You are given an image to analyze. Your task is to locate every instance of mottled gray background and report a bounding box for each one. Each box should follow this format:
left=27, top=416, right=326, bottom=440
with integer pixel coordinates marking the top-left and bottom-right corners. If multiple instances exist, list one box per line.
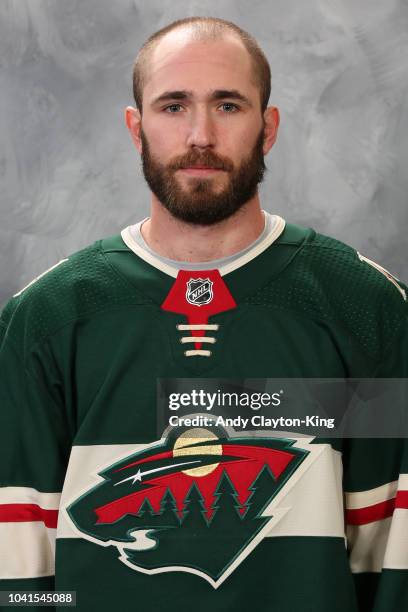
left=1, top=0, right=407, bottom=306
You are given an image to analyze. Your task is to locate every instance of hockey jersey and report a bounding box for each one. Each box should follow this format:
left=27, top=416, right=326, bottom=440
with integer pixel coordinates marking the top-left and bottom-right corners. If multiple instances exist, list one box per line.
left=0, top=219, right=407, bottom=611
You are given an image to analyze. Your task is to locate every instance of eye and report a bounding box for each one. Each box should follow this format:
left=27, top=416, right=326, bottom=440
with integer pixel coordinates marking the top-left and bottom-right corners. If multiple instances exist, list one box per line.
left=164, top=104, right=183, bottom=113
left=220, top=102, right=239, bottom=113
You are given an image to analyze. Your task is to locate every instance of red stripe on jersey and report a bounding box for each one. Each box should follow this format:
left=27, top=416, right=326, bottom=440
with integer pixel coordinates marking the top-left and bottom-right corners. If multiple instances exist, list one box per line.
left=396, top=490, right=408, bottom=509
left=0, top=504, right=58, bottom=528
left=346, top=498, right=395, bottom=525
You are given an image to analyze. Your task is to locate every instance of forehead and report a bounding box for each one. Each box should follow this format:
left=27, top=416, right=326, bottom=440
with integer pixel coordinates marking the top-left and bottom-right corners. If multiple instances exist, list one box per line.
left=144, top=30, right=256, bottom=100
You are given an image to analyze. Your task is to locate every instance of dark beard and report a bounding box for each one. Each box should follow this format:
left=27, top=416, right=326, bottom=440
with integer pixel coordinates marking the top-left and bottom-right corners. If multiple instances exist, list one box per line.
left=140, top=127, right=267, bottom=226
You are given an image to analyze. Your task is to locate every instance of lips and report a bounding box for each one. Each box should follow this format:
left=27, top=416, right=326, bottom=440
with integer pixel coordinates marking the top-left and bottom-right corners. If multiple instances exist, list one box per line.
left=179, top=167, right=223, bottom=176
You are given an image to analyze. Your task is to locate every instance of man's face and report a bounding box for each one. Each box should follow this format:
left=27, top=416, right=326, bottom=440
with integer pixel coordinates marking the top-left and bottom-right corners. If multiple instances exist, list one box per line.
left=135, top=31, right=273, bottom=225
left=140, top=124, right=266, bottom=225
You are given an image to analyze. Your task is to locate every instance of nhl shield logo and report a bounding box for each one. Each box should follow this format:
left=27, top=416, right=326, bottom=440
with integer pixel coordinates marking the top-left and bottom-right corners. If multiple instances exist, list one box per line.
left=186, top=277, right=213, bottom=306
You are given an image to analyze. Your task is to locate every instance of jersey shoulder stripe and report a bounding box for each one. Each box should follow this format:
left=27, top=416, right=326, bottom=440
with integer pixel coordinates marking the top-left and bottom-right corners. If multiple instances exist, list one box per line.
left=357, top=252, right=406, bottom=301
left=13, top=259, right=69, bottom=298
left=0, top=240, right=149, bottom=356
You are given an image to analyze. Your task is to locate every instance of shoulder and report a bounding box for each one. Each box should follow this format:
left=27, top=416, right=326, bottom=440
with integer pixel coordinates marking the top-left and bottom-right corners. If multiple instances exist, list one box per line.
left=272, top=223, right=408, bottom=362
left=299, top=228, right=407, bottom=304
left=0, top=236, right=144, bottom=355
left=277, top=222, right=406, bottom=299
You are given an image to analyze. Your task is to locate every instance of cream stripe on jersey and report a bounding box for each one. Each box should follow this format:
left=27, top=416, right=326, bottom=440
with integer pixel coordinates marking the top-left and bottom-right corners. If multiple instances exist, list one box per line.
left=348, top=507, right=408, bottom=573
left=0, top=486, right=60, bottom=579
left=0, top=523, right=56, bottom=579
left=346, top=474, right=408, bottom=572
left=347, top=519, right=392, bottom=573
left=57, top=439, right=343, bottom=540
left=345, top=481, right=398, bottom=509
left=383, top=509, right=408, bottom=569
left=13, top=259, right=69, bottom=297
left=0, top=487, right=61, bottom=509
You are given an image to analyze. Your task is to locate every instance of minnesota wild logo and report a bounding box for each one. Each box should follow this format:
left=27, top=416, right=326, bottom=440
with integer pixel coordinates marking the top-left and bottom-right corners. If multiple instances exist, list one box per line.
left=66, top=425, right=309, bottom=587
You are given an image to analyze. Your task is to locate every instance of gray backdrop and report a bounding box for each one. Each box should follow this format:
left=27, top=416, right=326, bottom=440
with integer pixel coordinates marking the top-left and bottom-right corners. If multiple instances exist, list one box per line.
left=1, top=0, right=407, bottom=306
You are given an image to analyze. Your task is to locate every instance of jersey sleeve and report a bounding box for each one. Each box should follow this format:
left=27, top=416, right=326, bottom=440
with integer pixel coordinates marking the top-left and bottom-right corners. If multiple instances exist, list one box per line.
left=0, top=305, right=72, bottom=609
left=343, top=311, right=408, bottom=612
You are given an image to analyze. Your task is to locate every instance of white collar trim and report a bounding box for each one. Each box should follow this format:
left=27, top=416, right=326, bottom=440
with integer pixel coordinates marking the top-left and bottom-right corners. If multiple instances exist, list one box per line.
left=120, top=215, right=286, bottom=279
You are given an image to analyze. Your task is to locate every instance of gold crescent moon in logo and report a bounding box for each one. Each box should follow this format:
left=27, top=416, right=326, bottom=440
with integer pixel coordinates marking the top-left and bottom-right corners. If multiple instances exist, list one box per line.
left=173, top=429, right=222, bottom=477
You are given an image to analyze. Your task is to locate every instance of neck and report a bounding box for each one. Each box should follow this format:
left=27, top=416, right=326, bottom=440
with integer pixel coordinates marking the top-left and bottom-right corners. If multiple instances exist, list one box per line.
left=140, top=194, right=265, bottom=263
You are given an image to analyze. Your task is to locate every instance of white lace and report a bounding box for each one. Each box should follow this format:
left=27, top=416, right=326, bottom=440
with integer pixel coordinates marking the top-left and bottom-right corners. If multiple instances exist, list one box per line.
left=176, top=323, right=219, bottom=357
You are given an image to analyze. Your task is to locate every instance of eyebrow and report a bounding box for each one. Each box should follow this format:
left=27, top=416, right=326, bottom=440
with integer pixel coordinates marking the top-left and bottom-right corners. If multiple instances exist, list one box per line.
left=151, top=89, right=253, bottom=108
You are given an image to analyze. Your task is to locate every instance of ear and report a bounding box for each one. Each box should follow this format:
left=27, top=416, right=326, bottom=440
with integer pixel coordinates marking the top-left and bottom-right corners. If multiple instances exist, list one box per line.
left=262, top=106, right=280, bottom=154
left=125, top=106, right=143, bottom=153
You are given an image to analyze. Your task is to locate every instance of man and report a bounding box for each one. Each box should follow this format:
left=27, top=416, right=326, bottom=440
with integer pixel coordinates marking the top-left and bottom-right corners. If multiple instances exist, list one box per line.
left=0, top=16, right=407, bottom=612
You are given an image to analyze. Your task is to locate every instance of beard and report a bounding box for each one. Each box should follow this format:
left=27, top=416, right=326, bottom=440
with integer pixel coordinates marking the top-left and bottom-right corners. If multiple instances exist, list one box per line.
left=140, top=126, right=267, bottom=226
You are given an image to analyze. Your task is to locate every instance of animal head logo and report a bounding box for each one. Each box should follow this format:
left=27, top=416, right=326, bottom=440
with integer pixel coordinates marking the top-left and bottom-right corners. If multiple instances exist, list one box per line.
left=66, top=426, right=308, bottom=587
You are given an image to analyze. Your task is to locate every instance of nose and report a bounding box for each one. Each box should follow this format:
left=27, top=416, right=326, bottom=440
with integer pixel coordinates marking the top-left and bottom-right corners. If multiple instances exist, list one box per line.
left=186, top=107, right=216, bottom=149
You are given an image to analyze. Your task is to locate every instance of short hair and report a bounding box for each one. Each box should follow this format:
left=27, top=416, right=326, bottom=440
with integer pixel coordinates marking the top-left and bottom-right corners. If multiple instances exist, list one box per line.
left=132, top=16, right=271, bottom=114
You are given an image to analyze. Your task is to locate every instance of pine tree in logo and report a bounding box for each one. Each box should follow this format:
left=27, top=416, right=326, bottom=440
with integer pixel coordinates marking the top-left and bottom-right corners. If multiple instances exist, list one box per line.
left=181, top=483, right=209, bottom=530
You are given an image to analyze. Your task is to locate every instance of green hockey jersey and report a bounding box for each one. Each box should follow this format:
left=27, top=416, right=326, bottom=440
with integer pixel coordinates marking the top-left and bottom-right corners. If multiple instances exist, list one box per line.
left=0, top=218, right=407, bottom=611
